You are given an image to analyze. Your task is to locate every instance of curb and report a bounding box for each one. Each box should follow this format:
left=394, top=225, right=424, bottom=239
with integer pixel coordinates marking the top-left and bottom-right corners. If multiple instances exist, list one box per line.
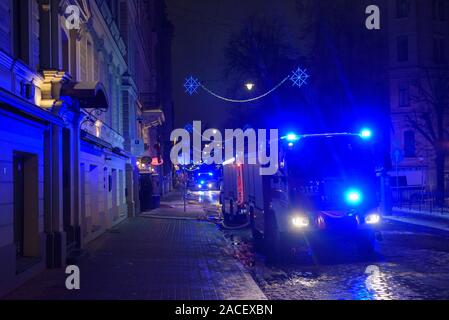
left=384, top=215, right=449, bottom=233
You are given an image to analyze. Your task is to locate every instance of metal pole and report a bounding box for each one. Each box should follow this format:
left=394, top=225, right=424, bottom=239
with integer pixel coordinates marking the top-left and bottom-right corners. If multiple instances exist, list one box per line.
left=183, top=167, right=187, bottom=213
left=396, top=160, right=400, bottom=207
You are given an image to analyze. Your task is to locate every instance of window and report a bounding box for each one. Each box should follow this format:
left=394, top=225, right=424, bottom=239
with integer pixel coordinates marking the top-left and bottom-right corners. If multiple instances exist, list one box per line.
left=399, top=83, right=410, bottom=107
left=433, top=0, right=446, bottom=21
left=61, top=29, right=70, bottom=72
left=106, top=0, right=119, bottom=21
left=433, top=37, right=446, bottom=63
left=397, top=0, right=410, bottom=18
left=80, top=38, right=87, bottom=81
left=12, top=0, right=30, bottom=63
left=94, top=51, right=99, bottom=81
left=397, top=36, right=409, bottom=62
left=404, top=131, right=416, bottom=158
left=87, top=39, right=94, bottom=81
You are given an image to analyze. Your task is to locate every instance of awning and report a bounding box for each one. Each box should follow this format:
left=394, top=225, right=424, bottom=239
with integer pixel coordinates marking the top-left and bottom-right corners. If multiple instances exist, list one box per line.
left=61, top=81, right=109, bottom=109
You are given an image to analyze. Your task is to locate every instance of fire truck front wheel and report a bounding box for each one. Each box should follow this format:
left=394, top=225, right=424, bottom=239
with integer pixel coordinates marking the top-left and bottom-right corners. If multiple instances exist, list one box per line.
left=356, top=231, right=376, bottom=258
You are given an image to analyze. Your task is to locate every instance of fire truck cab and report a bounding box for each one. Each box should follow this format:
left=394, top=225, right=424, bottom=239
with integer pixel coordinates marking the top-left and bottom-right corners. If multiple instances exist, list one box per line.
left=221, top=130, right=381, bottom=261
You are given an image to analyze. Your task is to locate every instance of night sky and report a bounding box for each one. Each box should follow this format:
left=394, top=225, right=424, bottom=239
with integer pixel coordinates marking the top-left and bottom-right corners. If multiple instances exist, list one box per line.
left=167, top=0, right=301, bottom=130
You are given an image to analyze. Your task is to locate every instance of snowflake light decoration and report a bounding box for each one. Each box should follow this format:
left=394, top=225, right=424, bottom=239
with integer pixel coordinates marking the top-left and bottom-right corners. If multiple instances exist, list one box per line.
left=183, top=67, right=310, bottom=102
left=184, top=76, right=201, bottom=96
left=290, top=68, right=310, bottom=88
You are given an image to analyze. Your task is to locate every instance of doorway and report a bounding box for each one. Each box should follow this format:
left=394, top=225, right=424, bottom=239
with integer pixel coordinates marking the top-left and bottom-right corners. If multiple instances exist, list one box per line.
left=13, top=152, right=40, bottom=273
left=62, top=128, right=74, bottom=249
left=13, top=154, right=25, bottom=258
left=111, top=169, right=118, bottom=221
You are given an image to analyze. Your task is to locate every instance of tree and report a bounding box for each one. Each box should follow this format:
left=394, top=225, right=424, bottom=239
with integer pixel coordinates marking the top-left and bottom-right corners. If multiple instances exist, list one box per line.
left=224, top=15, right=299, bottom=85
left=407, top=70, right=449, bottom=205
left=223, top=15, right=300, bottom=128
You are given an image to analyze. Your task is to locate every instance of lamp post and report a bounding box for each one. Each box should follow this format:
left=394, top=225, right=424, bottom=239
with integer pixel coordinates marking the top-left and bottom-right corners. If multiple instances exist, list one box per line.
left=245, top=82, right=255, bottom=91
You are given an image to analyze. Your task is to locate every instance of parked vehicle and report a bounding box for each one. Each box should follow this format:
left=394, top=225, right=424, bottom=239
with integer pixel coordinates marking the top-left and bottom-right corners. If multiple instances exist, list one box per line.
left=221, top=130, right=382, bottom=261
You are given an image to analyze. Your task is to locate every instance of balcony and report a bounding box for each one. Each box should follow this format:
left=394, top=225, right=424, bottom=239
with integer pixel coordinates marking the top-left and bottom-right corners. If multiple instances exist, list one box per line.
left=80, top=112, right=125, bottom=150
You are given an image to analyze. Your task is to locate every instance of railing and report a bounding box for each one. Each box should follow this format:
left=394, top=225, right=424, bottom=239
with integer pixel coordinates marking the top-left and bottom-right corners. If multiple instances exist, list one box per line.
left=392, top=186, right=449, bottom=215
left=80, top=110, right=125, bottom=150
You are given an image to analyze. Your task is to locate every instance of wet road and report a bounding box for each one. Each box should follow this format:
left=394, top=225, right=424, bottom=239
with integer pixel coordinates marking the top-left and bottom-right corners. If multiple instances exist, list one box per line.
left=190, top=191, right=449, bottom=300
left=186, top=190, right=221, bottom=215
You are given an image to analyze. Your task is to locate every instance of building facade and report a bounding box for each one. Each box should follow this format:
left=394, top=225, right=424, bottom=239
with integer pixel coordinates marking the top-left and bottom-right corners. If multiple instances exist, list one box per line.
left=387, top=0, right=449, bottom=196
left=0, top=0, right=171, bottom=295
left=137, top=0, right=174, bottom=197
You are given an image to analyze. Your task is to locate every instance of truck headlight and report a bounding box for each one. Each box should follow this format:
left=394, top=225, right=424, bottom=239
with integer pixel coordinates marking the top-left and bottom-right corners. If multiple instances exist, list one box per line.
left=365, top=213, right=381, bottom=225
left=291, top=215, right=310, bottom=228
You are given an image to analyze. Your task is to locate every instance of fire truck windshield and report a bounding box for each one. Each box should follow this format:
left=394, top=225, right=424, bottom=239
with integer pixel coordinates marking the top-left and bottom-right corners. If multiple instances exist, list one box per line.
left=286, top=135, right=374, bottom=179
left=286, top=135, right=377, bottom=210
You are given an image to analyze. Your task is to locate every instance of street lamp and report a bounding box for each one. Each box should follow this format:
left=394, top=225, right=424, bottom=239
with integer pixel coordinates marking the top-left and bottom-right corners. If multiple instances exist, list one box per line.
left=245, top=82, right=255, bottom=91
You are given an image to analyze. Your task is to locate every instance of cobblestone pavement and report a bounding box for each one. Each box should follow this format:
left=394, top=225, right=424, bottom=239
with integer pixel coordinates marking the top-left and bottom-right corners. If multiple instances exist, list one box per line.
left=155, top=192, right=449, bottom=300
left=225, top=220, right=449, bottom=300
left=141, top=191, right=220, bottom=220
left=6, top=190, right=449, bottom=300
left=4, top=193, right=265, bottom=300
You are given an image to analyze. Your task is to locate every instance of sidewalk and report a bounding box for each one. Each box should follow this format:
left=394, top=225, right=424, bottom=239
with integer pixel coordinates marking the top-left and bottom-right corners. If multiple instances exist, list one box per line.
left=142, top=191, right=220, bottom=220
left=3, top=195, right=266, bottom=300
left=384, top=207, right=449, bottom=233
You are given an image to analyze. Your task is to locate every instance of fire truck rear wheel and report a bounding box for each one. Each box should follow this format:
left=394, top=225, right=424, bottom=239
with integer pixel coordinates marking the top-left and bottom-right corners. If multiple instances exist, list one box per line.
left=264, top=214, right=290, bottom=264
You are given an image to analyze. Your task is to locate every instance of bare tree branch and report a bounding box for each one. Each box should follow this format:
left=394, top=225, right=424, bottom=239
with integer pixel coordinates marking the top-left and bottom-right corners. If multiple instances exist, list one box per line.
left=406, top=113, right=435, bottom=146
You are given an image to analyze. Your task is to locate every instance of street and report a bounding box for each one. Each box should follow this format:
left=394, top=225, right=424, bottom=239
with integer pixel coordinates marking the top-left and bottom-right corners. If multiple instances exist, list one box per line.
left=235, top=218, right=449, bottom=300
left=4, top=191, right=449, bottom=300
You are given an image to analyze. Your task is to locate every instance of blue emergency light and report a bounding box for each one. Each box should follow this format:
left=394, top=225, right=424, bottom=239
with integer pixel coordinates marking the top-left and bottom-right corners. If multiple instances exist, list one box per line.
left=286, top=133, right=301, bottom=142
left=360, top=128, right=373, bottom=140
left=345, top=189, right=363, bottom=206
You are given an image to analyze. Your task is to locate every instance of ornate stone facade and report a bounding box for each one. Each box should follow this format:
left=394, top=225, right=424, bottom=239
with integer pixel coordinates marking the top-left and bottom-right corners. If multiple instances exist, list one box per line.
left=0, top=0, right=171, bottom=295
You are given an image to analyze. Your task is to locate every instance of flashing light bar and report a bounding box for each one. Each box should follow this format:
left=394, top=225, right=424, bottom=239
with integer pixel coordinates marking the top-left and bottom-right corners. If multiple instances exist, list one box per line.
left=283, top=129, right=374, bottom=141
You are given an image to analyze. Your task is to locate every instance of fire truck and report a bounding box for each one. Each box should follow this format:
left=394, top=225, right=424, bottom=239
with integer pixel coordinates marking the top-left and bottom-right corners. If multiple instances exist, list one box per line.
left=221, top=130, right=382, bottom=261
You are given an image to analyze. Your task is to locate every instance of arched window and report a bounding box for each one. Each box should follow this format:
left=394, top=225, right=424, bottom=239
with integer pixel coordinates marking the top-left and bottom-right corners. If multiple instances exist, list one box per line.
left=404, top=130, right=416, bottom=158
